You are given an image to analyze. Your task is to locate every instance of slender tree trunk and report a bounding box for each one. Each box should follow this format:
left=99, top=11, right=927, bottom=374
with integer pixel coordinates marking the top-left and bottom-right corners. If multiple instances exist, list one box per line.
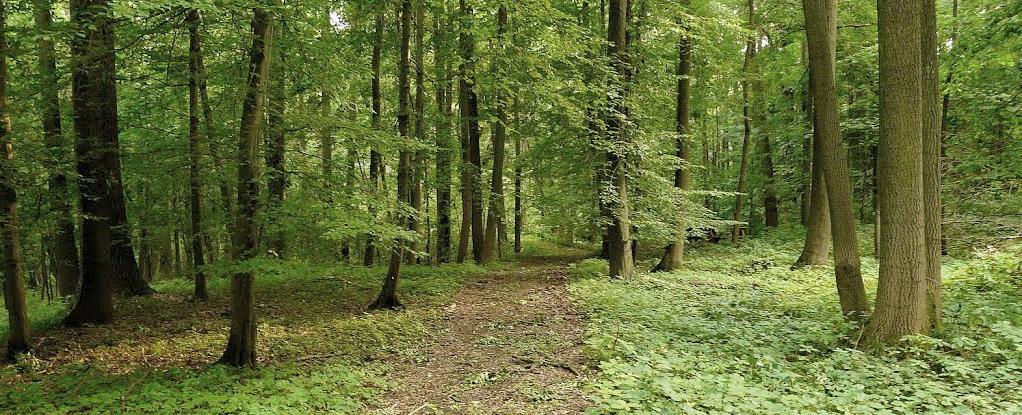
left=802, top=0, right=870, bottom=318
left=0, top=4, right=31, bottom=359
left=371, top=0, right=413, bottom=310
left=793, top=113, right=831, bottom=268
left=458, top=0, right=484, bottom=263
left=195, top=30, right=235, bottom=261
left=33, top=0, right=81, bottom=297
left=921, top=0, right=942, bottom=332
left=603, top=0, right=633, bottom=279
left=732, top=6, right=754, bottom=243
left=364, top=6, right=385, bottom=267
left=187, top=10, right=208, bottom=300
left=481, top=4, right=509, bottom=265
left=407, top=1, right=426, bottom=265
left=864, top=0, right=928, bottom=345
left=265, top=51, right=287, bottom=259
left=66, top=0, right=117, bottom=325
left=434, top=4, right=453, bottom=264
left=653, top=14, right=691, bottom=272
left=799, top=42, right=811, bottom=226
left=220, top=5, right=273, bottom=368
left=514, top=111, right=523, bottom=254
left=939, top=0, right=957, bottom=256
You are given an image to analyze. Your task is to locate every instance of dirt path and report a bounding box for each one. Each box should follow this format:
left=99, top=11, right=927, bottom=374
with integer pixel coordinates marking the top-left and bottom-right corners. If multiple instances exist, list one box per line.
left=372, top=257, right=591, bottom=414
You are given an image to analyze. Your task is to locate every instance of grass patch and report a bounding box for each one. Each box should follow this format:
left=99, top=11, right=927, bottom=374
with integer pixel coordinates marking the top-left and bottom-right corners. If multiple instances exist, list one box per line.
left=572, top=228, right=1022, bottom=414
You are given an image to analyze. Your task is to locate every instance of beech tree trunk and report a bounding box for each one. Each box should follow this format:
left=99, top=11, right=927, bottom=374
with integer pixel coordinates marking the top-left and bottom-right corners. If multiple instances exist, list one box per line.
left=265, top=51, right=287, bottom=259
left=864, top=0, right=929, bottom=345
left=732, top=2, right=754, bottom=243
left=458, top=0, right=484, bottom=264
left=793, top=110, right=831, bottom=268
left=481, top=4, right=509, bottom=265
left=921, top=0, right=943, bottom=332
left=187, top=10, right=208, bottom=300
left=653, top=15, right=691, bottom=273
left=514, top=112, right=523, bottom=254
left=220, top=5, right=273, bottom=368
left=33, top=0, right=81, bottom=297
left=603, top=0, right=634, bottom=279
left=66, top=0, right=118, bottom=325
left=0, top=4, right=31, bottom=359
left=371, top=0, right=413, bottom=310
left=802, top=0, right=870, bottom=318
left=364, top=6, right=384, bottom=267
left=434, top=4, right=453, bottom=263
left=408, top=1, right=426, bottom=265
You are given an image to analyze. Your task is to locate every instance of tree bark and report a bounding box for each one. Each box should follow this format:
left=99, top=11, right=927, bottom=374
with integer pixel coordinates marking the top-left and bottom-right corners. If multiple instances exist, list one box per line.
left=458, top=0, right=484, bottom=264
left=371, top=0, right=413, bottom=310
left=732, top=1, right=755, bottom=243
left=603, top=0, right=633, bottom=279
left=32, top=0, right=81, bottom=297
left=653, top=13, right=691, bottom=273
left=364, top=5, right=384, bottom=267
left=265, top=50, right=287, bottom=259
left=66, top=0, right=117, bottom=325
left=187, top=10, right=208, bottom=300
left=407, top=1, right=426, bottom=265
left=0, top=3, right=31, bottom=359
left=434, top=4, right=453, bottom=264
left=220, top=5, right=273, bottom=368
left=481, top=4, right=509, bottom=265
left=863, top=0, right=928, bottom=345
left=514, top=109, right=523, bottom=254
left=921, top=0, right=943, bottom=332
left=793, top=110, right=831, bottom=268
left=195, top=30, right=235, bottom=261
left=802, top=0, right=870, bottom=318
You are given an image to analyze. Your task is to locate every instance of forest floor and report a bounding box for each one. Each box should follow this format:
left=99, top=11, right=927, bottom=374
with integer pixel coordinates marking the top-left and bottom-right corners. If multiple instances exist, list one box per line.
left=372, top=255, right=591, bottom=414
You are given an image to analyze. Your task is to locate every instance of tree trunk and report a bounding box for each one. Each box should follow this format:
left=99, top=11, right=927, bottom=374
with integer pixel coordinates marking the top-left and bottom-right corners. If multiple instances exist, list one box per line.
left=187, top=10, right=208, bottom=300
left=732, top=4, right=754, bottom=243
left=920, top=0, right=943, bottom=332
left=33, top=0, right=81, bottom=297
left=864, top=0, right=928, bottom=345
left=458, top=0, right=484, bottom=264
left=371, top=0, right=413, bottom=310
left=220, top=5, right=273, bottom=368
left=364, top=6, right=385, bottom=267
left=0, top=4, right=31, bottom=359
left=793, top=113, right=831, bottom=268
left=265, top=51, right=287, bottom=259
left=603, top=0, right=633, bottom=279
left=802, top=0, right=870, bottom=318
left=481, top=4, right=509, bottom=265
left=434, top=5, right=453, bottom=264
left=407, top=1, right=426, bottom=265
left=514, top=111, right=523, bottom=254
left=653, top=15, right=691, bottom=273
left=66, top=0, right=118, bottom=325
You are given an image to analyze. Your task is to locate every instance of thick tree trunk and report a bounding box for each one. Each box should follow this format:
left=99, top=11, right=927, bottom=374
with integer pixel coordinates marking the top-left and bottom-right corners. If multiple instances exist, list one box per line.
left=364, top=6, right=384, bottom=267
left=220, top=5, right=273, bottom=368
left=793, top=117, right=831, bottom=268
left=371, top=0, right=413, bottom=310
left=187, top=10, right=208, bottom=300
left=0, top=5, right=31, bottom=359
left=921, top=0, right=943, bottom=332
left=458, top=0, right=484, bottom=264
left=265, top=53, right=287, bottom=259
left=33, top=0, right=81, bottom=297
left=802, top=0, right=870, bottom=318
left=603, top=0, right=633, bottom=279
left=864, top=0, right=928, bottom=345
left=653, top=18, right=691, bottom=273
left=481, top=4, right=509, bottom=265
left=434, top=6, right=453, bottom=264
left=66, top=0, right=117, bottom=325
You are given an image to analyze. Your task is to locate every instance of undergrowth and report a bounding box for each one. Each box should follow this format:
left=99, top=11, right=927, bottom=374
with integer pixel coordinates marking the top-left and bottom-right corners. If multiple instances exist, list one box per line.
left=0, top=259, right=486, bottom=414
left=571, top=227, right=1022, bottom=414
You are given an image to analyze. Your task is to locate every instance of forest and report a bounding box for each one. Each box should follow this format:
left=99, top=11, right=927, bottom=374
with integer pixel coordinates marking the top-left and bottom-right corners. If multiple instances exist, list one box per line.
left=0, top=0, right=1020, bottom=413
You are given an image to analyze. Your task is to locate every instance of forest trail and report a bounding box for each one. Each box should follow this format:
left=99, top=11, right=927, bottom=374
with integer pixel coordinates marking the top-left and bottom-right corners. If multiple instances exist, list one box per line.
left=373, top=256, right=591, bottom=414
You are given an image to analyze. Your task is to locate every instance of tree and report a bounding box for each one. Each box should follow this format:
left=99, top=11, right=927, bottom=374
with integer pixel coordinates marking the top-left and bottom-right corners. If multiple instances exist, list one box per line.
left=801, top=0, right=870, bottom=318
left=65, top=0, right=118, bottom=325
left=33, top=0, right=80, bottom=297
left=434, top=1, right=453, bottom=264
left=458, top=0, right=484, bottom=264
left=603, top=0, right=634, bottom=279
left=408, top=0, right=427, bottom=265
left=863, top=0, right=929, bottom=345
left=220, top=4, right=273, bottom=368
left=364, top=4, right=384, bottom=267
left=481, top=3, right=509, bottom=264
left=731, top=0, right=755, bottom=244
left=793, top=113, right=831, bottom=268
left=921, top=0, right=943, bottom=331
left=652, top=5, right=692, bottom=273
left=265, top=43, right=287, bottom=259
left=370, top=0, right=413, bottom=310
left=0, top=1, right=31, bottom=359
left=187, top=9, right=208, bottom=300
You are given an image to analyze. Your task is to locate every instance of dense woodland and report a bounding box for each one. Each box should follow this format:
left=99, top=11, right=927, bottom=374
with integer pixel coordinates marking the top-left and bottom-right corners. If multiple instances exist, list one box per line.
left=0, top=0, right=1020, bottom=413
